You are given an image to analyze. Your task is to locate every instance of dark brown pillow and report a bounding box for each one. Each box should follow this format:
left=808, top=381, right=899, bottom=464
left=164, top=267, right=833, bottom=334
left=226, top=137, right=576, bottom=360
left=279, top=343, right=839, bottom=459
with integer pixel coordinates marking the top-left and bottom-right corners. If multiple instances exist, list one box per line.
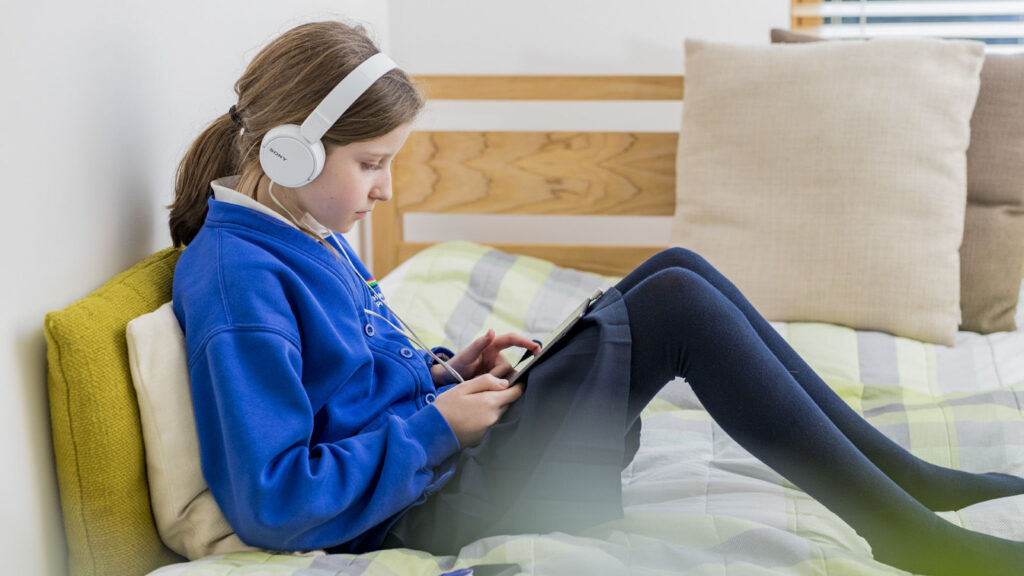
left=771, top=29, right=1024, bottom=334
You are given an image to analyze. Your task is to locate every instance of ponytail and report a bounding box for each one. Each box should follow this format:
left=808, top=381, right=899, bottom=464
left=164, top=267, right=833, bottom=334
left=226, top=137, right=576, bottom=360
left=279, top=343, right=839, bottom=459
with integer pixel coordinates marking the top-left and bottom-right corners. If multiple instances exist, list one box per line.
left=168, top=113, right=241, bottom=246
left=168, top=21, right=424, bottom=248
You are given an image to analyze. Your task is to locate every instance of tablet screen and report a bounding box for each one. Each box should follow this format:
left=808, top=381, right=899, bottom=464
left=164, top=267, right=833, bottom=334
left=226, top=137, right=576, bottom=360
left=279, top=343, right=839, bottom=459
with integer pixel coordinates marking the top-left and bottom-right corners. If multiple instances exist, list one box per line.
left=508, top=288, right=604, bottom=384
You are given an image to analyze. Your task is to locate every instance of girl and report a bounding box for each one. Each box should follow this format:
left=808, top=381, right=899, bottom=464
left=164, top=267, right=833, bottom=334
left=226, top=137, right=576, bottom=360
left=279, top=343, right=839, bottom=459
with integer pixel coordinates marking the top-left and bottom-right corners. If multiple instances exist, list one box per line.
left=169, top=21, right=1024, bottom=576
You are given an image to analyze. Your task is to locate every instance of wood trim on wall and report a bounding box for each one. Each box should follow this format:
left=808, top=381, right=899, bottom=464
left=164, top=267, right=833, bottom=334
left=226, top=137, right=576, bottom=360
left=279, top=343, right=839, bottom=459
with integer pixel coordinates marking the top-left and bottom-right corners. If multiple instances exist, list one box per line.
left=372, top=75, right=685, bottom=278
left=791, top=0, right=824, bottom=31
left=392, top=131, right=677, bottom=216
left=414, top=75, right=684, bottom=101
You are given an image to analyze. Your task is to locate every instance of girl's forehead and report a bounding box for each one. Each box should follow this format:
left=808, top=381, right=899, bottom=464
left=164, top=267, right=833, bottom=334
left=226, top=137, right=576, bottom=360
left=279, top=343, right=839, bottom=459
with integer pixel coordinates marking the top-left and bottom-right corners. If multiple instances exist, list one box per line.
left=341, top=123, right=414, bottom=155
left=332, top=141, right=391, bottom=158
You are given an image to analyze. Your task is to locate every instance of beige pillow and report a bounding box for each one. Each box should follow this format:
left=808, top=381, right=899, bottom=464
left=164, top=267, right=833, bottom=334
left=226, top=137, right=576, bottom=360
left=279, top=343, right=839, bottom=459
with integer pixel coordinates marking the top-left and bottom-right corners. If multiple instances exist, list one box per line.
left=126, top=302, right=258, bottom=560
left=671, top=38, right=984, bottom=346
left=771, top=29, right=1024, bottom=334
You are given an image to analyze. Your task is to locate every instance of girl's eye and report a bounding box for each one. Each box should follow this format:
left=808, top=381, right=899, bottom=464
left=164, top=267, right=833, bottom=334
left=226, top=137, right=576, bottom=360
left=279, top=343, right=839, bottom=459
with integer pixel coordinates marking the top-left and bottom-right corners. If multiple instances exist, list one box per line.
left=361, top=162, right=383, bottom=171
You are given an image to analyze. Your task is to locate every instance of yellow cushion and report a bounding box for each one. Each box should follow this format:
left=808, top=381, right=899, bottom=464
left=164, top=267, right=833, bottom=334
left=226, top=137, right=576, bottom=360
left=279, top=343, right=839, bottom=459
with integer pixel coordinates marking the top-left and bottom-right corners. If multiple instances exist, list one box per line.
left=45, top=247, right=185, bottom=576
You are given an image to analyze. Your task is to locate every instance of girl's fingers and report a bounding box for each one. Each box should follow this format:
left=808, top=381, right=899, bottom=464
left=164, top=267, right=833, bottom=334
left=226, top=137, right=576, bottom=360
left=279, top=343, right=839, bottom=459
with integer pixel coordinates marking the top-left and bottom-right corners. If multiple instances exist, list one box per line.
left=460, top=374, right=508, bottom=394
left=488, top=357, right=513, bottom=378
left=456, top=329, right=495, bottom=362
left=495, top=382, right=524, bottom=405
left=470, top=329, right=496, bottom=352
left=489, top=333, right=542, bottom=354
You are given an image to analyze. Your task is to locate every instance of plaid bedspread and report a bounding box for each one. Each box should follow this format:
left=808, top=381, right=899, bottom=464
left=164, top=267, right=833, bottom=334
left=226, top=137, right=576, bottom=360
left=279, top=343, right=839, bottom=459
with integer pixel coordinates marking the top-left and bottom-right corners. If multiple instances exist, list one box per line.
left=152, top=242, right=1024, bottom=576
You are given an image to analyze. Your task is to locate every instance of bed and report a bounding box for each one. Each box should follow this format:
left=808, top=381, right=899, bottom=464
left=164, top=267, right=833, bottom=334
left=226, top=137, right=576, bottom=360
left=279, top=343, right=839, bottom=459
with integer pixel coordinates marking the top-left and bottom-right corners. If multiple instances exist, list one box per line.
left=155, top=241, right=1024, bottom=576
left=45, top=67, right=1024, bottom=576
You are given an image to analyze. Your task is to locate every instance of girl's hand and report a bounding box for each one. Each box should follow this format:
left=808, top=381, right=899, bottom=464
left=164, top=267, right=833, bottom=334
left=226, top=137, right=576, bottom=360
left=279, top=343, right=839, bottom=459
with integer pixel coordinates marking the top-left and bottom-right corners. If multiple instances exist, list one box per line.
left=431, top=374, right=523, bottom=447
left=439, top=329, right=542, bottom=383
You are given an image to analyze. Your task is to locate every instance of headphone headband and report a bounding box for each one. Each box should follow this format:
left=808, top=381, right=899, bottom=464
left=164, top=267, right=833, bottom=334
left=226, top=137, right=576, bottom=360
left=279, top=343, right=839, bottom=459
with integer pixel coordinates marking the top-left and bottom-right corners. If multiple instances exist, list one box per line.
left=260, top=52, right=399, bottom=188
left=299, top=53, right=397, bottom=143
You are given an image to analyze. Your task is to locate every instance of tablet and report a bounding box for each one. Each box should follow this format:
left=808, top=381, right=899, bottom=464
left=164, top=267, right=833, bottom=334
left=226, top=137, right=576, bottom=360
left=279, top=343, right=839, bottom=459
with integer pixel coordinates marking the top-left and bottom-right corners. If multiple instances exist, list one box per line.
left=508, top=288, right=605, bottom=384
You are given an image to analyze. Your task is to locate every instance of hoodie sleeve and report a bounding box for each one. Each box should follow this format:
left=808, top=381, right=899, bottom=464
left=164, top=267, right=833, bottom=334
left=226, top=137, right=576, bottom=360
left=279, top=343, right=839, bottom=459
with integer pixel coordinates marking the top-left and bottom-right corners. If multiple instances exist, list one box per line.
left=188, top=326, right=459, bottom=551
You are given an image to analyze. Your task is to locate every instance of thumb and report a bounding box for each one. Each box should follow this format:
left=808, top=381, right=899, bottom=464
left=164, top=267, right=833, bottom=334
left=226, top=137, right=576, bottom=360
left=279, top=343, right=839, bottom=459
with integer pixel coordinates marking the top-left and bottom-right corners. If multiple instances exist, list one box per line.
left=462, top=374, right=508, bottom=394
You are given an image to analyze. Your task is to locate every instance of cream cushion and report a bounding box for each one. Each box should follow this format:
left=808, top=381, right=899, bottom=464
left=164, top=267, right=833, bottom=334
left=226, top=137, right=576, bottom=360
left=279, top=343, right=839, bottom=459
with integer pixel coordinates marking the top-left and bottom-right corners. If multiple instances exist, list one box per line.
left=126, top=301, right=257, bottom=559
left=770, top=29, right=1024, bottom=334
left=671, top=38, right=985, bottom=345
left=964, top=52, right=1024, bottom=333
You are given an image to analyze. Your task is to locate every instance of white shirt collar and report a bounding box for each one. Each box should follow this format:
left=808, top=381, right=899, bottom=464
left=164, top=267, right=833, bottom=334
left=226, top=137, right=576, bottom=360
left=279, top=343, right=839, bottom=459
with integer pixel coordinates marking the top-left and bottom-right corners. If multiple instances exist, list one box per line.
left=210, top=176, right=332, bottom=239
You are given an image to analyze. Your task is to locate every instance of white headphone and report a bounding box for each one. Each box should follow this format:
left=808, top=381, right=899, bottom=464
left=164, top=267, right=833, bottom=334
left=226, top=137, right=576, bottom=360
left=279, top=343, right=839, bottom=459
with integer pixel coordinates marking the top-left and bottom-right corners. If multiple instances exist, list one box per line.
left=258, top=52, right=398, bottom=188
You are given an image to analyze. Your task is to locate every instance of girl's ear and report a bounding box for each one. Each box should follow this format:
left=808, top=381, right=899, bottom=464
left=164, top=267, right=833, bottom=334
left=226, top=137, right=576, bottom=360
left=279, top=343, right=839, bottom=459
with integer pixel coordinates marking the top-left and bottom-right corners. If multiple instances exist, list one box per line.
left=260, top=123, right=327, bottom=188
left=259, top=53, right=397, bottom=189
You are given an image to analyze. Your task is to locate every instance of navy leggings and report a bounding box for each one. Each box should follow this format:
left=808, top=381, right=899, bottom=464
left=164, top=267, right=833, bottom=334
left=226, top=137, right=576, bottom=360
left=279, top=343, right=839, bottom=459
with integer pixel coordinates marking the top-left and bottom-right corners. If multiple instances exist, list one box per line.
left=615, top=248, right=1024, bottom=576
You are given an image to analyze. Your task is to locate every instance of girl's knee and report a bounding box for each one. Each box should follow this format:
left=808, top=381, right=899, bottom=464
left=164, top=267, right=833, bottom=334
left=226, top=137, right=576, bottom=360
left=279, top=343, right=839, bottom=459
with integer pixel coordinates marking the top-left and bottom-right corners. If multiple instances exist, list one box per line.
left=657, top=247, right=709, bottom=271
left=636, top=268, right=715, bottom=307
left=626, top=268, right=729, bottom=335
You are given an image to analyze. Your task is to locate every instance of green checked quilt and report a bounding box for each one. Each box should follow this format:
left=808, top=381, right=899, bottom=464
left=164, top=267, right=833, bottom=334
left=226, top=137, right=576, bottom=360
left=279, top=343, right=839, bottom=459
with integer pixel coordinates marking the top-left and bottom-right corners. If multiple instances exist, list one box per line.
left=151, top=241, right=1024, bottom=576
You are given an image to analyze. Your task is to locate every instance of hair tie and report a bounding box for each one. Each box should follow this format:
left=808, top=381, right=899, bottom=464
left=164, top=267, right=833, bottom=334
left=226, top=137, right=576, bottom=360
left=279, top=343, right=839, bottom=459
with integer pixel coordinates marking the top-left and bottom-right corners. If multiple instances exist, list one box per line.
left=228, top=104, right=243, bottom=127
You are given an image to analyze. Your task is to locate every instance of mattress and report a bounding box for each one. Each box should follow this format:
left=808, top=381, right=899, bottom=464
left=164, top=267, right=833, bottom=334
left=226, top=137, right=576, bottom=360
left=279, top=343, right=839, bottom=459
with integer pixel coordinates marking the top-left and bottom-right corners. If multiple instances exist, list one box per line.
left=150, top=241, right=1024, bottom=576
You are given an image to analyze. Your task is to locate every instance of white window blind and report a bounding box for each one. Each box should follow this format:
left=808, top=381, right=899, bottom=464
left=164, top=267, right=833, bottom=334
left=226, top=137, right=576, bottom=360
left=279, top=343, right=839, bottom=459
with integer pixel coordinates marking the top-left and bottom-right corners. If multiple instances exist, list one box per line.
left=791, top=0, right=1024, bottom=53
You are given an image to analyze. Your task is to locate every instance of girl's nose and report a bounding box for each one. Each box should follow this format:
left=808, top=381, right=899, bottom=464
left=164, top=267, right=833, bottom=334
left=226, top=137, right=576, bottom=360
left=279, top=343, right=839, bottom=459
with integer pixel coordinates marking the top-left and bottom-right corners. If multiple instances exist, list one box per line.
left=371, top=168, right=393, bottom=202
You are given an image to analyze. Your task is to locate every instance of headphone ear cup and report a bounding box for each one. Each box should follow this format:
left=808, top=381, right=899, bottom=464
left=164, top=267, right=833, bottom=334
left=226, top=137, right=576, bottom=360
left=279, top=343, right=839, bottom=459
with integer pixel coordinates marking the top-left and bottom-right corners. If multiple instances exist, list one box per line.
left=259, top=124, right=327, bottom=188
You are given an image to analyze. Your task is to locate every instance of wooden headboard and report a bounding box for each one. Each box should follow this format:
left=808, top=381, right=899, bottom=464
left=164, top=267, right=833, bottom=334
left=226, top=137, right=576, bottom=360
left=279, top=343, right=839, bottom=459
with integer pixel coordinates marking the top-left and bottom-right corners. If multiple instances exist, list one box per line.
left=372, top=75, right=685, bottom=278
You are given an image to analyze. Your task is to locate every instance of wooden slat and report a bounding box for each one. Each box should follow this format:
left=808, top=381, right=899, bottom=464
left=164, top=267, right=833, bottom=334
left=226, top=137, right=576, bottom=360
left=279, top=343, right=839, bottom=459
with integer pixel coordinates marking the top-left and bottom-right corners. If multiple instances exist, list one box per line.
left=371, top=192, right=402, bottom=277
left=790, top=25, right=824, bottom=36
left=414, top=75, right=684, bottom=101
left=791, top=0, right=825, bottom=29
left=373, top=75, right=687, bottom=277
left=393, top=131, right=677, bottom=216
left=396, top=242, right=664, bottom=279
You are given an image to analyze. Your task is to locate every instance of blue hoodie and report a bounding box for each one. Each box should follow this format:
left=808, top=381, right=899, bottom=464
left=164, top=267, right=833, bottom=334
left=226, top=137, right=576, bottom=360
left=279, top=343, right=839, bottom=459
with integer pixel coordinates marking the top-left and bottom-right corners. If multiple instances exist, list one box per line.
left=172, top=198, right=460, bottom=551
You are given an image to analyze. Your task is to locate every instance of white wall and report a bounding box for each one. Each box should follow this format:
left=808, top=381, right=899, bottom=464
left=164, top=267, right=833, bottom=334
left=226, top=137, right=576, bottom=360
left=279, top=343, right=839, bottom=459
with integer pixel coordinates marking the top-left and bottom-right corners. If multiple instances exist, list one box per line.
left=1, top=2, right=786, bottom=575
left=389, top=0, right=788, bottom=74
left=0, top=3, right=387, bottom=575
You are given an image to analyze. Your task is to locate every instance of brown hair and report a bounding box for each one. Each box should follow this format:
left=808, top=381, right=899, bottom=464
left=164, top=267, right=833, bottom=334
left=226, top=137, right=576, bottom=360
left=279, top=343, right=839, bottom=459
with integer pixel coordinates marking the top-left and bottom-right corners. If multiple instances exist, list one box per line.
left=168, top=21, right=424, bottom=247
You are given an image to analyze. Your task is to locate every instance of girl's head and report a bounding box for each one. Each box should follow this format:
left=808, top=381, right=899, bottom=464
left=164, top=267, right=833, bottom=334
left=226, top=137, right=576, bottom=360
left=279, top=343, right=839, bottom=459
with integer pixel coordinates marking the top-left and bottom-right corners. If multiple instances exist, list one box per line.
left=169, top=21, right=423, bottom=247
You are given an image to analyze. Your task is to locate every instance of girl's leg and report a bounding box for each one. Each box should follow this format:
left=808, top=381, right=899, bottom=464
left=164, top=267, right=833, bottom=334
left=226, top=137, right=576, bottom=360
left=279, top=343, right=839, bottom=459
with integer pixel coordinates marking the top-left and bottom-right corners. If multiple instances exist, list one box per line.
left=619, top=267, right=1024, bottom=575
left=616, top=248, right=1024, bottom=512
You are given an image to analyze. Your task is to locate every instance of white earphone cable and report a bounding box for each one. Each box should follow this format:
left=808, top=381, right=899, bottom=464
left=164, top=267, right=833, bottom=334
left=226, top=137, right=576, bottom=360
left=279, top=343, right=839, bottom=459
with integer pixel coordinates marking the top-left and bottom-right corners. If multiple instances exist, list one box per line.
left=329, top=233, right=465, bottom=384
left=363, top=308, right=464, bottom=384
left=267, top=182, right=464, bottom=384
